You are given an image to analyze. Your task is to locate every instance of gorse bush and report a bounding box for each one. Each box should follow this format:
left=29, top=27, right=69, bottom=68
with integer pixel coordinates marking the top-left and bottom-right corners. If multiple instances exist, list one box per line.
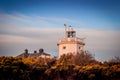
left=58, top=51, right=98, bottom=66
left=0, top=52, right=120, bottom=80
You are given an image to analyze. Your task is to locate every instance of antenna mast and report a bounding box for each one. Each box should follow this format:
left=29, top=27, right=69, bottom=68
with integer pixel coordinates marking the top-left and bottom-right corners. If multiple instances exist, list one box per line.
left=64, top=24, right=67, bottom=38
left=64, top=24, right=67, bottom=31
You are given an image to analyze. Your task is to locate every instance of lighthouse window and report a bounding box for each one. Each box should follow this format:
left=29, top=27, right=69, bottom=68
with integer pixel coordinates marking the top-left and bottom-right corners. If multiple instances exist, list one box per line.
left=68, top=32, right=71, bottom=37
left=72, top=32, right=75, bottom=37
left=63, top=46, right=66, bottom=49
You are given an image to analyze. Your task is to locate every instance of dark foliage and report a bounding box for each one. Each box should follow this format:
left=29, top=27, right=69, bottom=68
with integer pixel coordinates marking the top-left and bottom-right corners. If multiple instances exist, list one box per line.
left=0, top=55, right=120, bottom=80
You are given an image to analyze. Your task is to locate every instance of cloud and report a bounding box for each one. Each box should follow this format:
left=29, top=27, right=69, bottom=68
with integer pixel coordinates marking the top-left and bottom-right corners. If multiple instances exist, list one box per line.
left=77, top=29, right=120, bottom=52
left=0, top=13, right=120, bottom=61
left=37, top=16, right=79, bottom=24
left=76, top=29, right=120, bottom=61
left=0, top=13, right=80, bottom=28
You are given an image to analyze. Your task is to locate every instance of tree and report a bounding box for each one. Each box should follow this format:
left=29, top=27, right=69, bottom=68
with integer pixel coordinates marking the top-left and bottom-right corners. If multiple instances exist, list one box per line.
left=57, top=51, right=97, bottom=66
left=109, top=56, right=120, bottom=63
left=74, top=51, right=97, bottom=66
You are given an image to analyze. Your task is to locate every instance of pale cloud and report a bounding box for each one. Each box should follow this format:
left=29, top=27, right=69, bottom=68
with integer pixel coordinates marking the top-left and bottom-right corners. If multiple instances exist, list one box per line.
left=36, top=16, right=79, bottom=24
left=76, top=29, right=120, bottom=61
left=0, top=13, right=120, bottom=61
left=0, top=13, right=79, bottom=28
left=0, top=13, right=33, bottom=24
left=76, top=29, right=120, bottom=52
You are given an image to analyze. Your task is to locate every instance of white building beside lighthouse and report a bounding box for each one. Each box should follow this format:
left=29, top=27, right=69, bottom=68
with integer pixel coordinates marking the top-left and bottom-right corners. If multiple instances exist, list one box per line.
left=57, top=24, right=85, bottom=57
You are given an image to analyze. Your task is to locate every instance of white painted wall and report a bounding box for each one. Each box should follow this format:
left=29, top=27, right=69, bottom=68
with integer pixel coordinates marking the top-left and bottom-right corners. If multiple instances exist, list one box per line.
left=58, top=43, right=82, bottom=57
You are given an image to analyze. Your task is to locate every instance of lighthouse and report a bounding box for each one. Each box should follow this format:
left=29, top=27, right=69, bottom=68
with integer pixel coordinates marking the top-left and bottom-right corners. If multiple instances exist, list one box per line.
left=57, top=24, right=85, bottom=57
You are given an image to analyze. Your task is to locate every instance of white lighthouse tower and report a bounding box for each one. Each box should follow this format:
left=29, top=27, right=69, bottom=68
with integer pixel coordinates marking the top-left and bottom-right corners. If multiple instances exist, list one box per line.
left=57, top=24, right=85, bottom=57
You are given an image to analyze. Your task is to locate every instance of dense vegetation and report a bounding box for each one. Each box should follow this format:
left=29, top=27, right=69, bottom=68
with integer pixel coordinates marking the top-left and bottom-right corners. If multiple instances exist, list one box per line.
left=0, top=52, right=120, bottom=80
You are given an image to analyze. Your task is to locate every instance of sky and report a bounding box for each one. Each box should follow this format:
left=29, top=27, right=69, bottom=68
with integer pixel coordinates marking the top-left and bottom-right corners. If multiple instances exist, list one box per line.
left=0, top=0, right=120, bottom=62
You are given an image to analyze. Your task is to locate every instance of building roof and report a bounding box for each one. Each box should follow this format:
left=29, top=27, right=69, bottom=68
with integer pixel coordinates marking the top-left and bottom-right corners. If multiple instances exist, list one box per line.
left=28, top=53, right=40, bottom=57
left=18, top=49, right=51, bottom=58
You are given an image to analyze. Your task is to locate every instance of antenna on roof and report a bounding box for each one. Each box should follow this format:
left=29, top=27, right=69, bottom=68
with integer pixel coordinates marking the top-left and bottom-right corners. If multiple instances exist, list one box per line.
left=64, top=24, right=67, bottom=31
left=64, top=24, right=67, bottom=38
left=69, top=25, right=71, bottom=27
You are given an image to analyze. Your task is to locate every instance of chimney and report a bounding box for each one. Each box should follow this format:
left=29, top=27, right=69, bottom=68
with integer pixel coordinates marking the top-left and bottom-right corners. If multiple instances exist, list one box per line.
left=39, top=48, right=44, bottom=54
left=34, top=50, right=37, bottom=53
left=24, top=49, right=28, bottom=54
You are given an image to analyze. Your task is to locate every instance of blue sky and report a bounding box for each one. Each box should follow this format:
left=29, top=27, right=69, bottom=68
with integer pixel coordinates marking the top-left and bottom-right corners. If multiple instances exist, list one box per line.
left=0, top=0, right=120, bottom=29
left=0, top=0, right=120, bottom=62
